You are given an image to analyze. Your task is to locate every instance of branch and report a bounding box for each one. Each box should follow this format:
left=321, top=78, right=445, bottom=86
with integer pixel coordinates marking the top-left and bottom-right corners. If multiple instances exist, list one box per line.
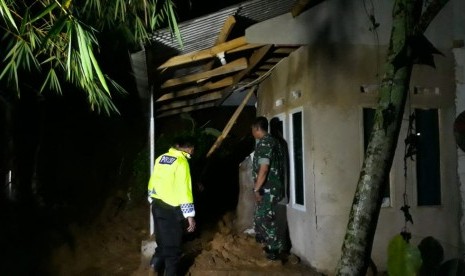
left=416, top=0, right=450, bottom=34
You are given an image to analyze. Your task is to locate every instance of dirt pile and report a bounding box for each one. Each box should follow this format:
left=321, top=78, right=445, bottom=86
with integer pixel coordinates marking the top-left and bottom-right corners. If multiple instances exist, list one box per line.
left=48, top=197, right=321, bottom=276
left=49, top=197, right=149, bottom=276
left=186, top=213, right=321, bottom=276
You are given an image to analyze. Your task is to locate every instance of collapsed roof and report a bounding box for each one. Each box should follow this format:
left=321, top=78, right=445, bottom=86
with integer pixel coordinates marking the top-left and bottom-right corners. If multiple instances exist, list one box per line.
left=130, top=0, right=322, bottom=118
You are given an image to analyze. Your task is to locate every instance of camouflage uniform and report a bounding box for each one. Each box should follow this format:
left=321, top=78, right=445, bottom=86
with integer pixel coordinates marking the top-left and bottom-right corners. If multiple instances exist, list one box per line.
left=252, top=133, right=284, bottom=252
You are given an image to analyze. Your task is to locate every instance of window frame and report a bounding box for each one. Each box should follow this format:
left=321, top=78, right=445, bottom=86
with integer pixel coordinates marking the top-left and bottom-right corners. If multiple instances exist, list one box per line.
left=413, top=108, right=442, bottom=206
left=289, top=107, right=306, bottom=210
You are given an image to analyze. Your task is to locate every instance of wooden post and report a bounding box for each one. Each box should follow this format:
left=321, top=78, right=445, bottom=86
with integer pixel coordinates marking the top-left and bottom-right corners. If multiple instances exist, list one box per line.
left=206, top=85, right=257, bottom=158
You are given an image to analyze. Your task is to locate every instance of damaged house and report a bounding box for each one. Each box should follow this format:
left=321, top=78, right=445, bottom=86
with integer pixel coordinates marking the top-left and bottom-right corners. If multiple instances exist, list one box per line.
left=132, top=0, right=465, bottom=273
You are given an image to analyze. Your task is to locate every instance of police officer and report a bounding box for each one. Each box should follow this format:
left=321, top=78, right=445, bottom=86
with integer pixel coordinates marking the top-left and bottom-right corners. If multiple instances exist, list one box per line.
left=148, top=136, right=196, bottom=275
left=251, top=116, right=284, bottom=261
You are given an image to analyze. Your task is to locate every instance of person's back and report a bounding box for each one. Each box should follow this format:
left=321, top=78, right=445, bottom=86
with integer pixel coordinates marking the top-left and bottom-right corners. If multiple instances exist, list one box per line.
left=149, top=147, right=194, bottom=208
left=147, top=136, right=196, bottom=276
left=255, top=133, right=283, bottom=202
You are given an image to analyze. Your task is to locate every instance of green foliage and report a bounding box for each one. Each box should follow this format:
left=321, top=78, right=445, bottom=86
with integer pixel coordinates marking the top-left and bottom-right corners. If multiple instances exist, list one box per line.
left=130, top=149, right=150, bottom=202
left=387, top=234, right=422, bottom=276
left=387, top=235, right=465, bottom=276
left=0, top=0, right=181, bottom=114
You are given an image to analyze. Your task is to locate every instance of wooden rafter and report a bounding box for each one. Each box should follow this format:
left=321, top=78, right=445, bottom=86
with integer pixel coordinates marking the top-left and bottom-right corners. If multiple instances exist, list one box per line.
left=157, top=36, right=247, bottom=70
left=274, top=47, right=299, bottom=55
left=265, top=57, right=282, bottom=63
left=206, top=86, right=257, bottom=157
left=157, top=92, right=222, bottom=112
left=226, top=43, right=265, bottom=54
left=156, top=77, right=233, bottom=103
left=218, top=45, right=273, bottom=103
left=202, top=15, right=237, bottom=71
left=156, top=102, right=216, bottom=118
left=161, top=57, right=248, bottom=89
left=258, top=64, right=274, bottom=70
left=215, top=16, right=237, bottom=45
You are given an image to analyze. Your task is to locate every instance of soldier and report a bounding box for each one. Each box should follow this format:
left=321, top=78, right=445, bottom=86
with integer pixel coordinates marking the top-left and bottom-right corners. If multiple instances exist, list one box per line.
left=251, top=116, right=284, bottom=260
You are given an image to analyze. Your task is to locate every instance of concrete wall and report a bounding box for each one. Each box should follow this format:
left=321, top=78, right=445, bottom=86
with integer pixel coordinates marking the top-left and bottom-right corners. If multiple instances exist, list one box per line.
left=248, top=0, right=465, bottom=273
left=255, top=39, right=461, bottom=276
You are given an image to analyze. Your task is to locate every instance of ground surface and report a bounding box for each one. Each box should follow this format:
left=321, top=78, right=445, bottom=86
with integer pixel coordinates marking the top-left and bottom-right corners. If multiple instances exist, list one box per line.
left=48, top=196, right=323, bottom=276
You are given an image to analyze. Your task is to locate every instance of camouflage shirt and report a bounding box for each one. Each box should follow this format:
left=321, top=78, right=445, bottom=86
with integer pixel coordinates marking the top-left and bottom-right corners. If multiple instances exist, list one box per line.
left=252, top=133, right=284, bottom=200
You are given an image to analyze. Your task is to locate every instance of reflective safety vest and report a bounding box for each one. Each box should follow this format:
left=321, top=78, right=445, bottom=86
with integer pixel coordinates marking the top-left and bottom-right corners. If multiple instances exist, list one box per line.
left=148, top=148, right=194, bottom=208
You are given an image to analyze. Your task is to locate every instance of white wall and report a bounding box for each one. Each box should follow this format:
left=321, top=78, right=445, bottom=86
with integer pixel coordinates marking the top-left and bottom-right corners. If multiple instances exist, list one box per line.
left=255, top=43, right=461, bottom=276
left=249, top=0, right=465, bottom=273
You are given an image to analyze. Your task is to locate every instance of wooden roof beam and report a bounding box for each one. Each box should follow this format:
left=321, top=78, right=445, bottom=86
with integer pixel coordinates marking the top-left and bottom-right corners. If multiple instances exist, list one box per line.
left=161, top=57, right=248, bottom=89
left=215, top=16, right=236, bottom=45
left=156, top=77, right=233, bottom=103
left=207, top=86, right=257, bottom=157
left=157, top=92, right=223, bottom=112
left=264, top=57, right=282, bottom=63
left=157, top=36, right=247, bottom=70
left=258, top=64, right=274, bottom=71
left=226, top=43, right=265, bottom=54
left=156, top=103, right=216, bottom=118
left=273, top=47, right=299, bottom=55
left=218, top=45, right=273, bottom=103
left=203, top=15, right=237, bottom=71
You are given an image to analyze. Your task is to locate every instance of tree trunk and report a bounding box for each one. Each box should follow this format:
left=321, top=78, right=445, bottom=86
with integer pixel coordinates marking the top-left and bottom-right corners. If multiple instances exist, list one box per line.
left=336, top=0, right=450, bottom=273
left=335, top=1, right=416, bottom=274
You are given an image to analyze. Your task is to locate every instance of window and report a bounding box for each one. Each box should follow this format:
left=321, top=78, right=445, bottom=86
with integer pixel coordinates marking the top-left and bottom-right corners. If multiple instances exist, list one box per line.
left=290, top=109, right=304, bottom=206
left=363, top=108, right=391, bottom=207
left=415, top=109, right=441, bottom=206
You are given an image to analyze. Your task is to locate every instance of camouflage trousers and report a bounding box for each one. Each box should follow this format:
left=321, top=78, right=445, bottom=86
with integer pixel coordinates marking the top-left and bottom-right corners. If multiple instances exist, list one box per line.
left=254, top=192, right=283, bottom=251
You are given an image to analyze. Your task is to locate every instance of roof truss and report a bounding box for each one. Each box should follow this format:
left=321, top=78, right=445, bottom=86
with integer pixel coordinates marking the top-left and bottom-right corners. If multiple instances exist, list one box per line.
left=153, top=15, right=300, bottom=118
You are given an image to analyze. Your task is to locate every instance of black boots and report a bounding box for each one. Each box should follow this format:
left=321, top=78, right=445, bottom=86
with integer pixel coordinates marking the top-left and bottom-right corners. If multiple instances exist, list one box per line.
left=150, top=255, right=164, bottom=271
left=263, top=247, right=280, bottom=261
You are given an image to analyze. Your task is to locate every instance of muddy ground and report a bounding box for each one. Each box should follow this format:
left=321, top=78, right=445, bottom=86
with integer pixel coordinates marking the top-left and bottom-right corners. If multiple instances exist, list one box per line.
left=46, top=196, right=322, bottom=276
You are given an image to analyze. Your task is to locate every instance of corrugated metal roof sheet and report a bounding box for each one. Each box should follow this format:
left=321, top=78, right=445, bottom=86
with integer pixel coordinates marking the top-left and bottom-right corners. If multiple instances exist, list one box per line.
left=149, top=0, right=297, bottom=54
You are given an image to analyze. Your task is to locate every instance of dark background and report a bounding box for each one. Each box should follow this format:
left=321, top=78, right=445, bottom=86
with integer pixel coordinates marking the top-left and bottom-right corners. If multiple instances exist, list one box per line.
left=0, top=1, right=256, bottom=274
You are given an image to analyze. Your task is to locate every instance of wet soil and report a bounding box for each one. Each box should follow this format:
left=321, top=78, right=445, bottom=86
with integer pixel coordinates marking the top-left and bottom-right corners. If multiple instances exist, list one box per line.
left=44, top=196, right=322, bottom=276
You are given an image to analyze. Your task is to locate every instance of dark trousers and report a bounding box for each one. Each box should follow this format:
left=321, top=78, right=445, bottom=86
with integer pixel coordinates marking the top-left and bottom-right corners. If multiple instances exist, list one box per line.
left=151, top=199, right=184, bottom=276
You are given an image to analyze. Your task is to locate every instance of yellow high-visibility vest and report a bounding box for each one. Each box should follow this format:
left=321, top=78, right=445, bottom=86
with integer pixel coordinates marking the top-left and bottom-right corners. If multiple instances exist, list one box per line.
left=148, top=148, right=193, bottom=207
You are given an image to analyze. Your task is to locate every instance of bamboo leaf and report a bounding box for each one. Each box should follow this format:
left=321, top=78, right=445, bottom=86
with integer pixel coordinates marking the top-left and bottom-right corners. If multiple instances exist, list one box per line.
left=43, top=16, right=67, bottom=44
left=40, top=68, right=62, bottom=94
left=0, top=0, right=18, bottom=30
left=88, top=48, right=109, bottom=93
left=0, top=60, right=19, bottom=92
left=76, top=23, right=93, bottom=80
left=29, top=1, right=58, bottom=24
left=19, top=8, right=29, bottom=34
left=66, top=20, right=73, bottom=79
left=0, top=59, right=15, bottom=80
left=167, top=1, right=182, bottom=48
